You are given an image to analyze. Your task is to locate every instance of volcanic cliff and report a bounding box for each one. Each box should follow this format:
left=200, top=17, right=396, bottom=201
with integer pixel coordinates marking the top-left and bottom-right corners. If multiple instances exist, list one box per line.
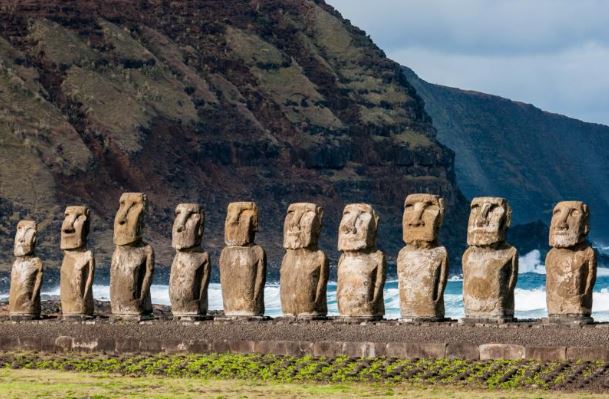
left=0, top=0, right=468, bottom=277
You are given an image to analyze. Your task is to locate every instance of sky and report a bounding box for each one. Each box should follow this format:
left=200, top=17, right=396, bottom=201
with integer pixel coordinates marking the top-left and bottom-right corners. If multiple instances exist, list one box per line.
left=327, top=0, right=609, bottom=126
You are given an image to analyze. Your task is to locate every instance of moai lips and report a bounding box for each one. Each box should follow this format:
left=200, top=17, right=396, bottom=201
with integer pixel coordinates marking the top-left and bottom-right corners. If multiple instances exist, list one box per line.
left=397, top=194, right=448, bottom=321
left=336, top=204, right=386, bottom=320
left=60, top=206, right=95, bottom=318
left=169, top=204, right=210, bottom=320
left=9, top=220, right=43, bottom=319
left=110, top=193, right=154, bottom=319
left=462, top=197, right=518, bottom=323
left=546, top=201, right=596, bottom=323
left=280, top=203, right=329, bottom=318
left=220, top=202, right=266, bottom=318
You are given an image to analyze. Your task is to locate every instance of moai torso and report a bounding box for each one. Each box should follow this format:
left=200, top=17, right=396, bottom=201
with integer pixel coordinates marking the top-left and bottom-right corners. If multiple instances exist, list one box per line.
left=397, top=194, right=448, bottom=320
left=336, top=204, right=386, bottom=319
left=462, top=197, right=518, bottom=321
left=462, top=244, right=517, bottom=318
left=109, top=193, right=154, bottom=317
left=60, top=206, right=95, bottom=317
left=280, top=203, right=329, bottom=318
left=169, top=204, right=211, bottom=318
left=545, top=201, right=596, bottom=321
left=219, top=202, right=266, bottom=317
left=9, top=220, right=43, bottom=318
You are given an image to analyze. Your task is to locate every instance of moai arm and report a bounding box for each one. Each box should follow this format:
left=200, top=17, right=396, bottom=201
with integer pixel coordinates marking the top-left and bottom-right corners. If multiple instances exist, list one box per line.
left=315, top=252, right=329, bottom=307
left=585, top=248, right=597, bottom=298
left=508, top=249, right=519, bottom=294
left=32, top=258, right=43, bottom=300
left=372, top=253, right=386, bottom=306
left=434, top=251, right=449, bottom=303
left=140, top=246, right=155, bottom=303
left=83, top=253, right=95, bottom=302
left=198, top=254, right=211, bottom=302
left=254, top=247, right=267, bottom=304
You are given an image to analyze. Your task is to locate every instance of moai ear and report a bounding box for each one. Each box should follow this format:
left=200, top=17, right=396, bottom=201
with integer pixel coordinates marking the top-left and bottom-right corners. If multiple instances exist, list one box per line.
left=371, top=209, right=380, bottom=233
left=582, top=203, right=590, bottom=236
left=438, top=197, right=446, bottom=224
left=503, top=202, right=512, bottom=230
left=251, top=206, right=259, bottom=232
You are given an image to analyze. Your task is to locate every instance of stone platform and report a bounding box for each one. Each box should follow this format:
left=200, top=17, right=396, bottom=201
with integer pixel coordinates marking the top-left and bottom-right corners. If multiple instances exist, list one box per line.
left=2, top=318, right=609, bottom=361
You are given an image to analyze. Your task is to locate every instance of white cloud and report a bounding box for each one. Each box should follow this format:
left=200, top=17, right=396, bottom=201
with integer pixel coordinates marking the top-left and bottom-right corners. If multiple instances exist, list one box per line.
left=327, top=0, right=609, bottom=125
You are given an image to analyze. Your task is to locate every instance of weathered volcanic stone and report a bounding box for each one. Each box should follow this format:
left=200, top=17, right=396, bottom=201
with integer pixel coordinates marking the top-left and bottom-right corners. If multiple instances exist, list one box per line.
left=336, top=204, right=386, bottom=320
left=546, top=201, right=596, bottom=323
left=169, top=204, right=210, bottom=319
left=397, top=194, right=448, bottom=321
left=220, top=202, right=266, bottom=317
left=60, top=206, right=95, bottom=318
left=462, top=197, right=518, bottom=322
left=280, top=203, right=329, bottom=318
left=110, top=193, right=154, bottom=319
left=9, top=220, right=43, bottom=319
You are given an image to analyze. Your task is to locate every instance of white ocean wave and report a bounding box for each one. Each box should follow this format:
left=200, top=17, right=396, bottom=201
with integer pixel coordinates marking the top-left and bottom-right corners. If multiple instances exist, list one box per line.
left=4, top=276, right=609, bottom=322
left=519, top=250, right=546, bottom=274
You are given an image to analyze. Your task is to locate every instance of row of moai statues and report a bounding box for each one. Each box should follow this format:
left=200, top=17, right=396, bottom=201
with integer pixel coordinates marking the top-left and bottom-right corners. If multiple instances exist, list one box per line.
left=7, top=193, right=597, bottom=324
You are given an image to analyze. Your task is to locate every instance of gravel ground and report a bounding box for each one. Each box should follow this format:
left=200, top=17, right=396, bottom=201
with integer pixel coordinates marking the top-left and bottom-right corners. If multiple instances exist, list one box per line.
left=0, top=299, right=609, bottom=347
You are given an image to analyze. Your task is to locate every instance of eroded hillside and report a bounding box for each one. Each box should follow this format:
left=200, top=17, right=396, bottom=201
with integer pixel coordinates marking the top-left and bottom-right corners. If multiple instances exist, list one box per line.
left=0, top=1, right=467, bottom=275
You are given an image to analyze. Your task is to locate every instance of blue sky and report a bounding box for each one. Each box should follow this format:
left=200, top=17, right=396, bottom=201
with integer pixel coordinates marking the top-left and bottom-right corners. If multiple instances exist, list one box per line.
left=327, top=0, right=609, bottom=126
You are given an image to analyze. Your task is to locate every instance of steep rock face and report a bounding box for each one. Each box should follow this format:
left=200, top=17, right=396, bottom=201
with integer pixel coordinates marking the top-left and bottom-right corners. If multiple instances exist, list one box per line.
left=403, top=67, right=609, bottom=246
left=0, top=1, right=467, bottom=275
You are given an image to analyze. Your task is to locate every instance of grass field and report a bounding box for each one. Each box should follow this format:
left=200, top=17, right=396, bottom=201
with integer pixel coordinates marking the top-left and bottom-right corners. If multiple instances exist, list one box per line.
left=0, top=352, right=607, bottom=398
left=0, top=369, right=606, bottom=399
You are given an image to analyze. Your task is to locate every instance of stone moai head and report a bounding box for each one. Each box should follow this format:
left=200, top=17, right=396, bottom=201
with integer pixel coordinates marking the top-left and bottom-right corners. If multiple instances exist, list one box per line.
left=113, top=192, right=147, bottom=246
left=549, top=201, right=589, bottom=248
left=225, top=202, right=258, bottom=246
left=283, top=203, right=323, bottom=250
left=467, top=197, right=512, bottom=246
left=14, top=220, right=37, bottom=256
left=338, top=203, right=379, bottom=251
left=402, top=194, right=445, bottom=244
left=172, top=203, right=204, bottom=250
left=60, top=205, right=90, bottom=250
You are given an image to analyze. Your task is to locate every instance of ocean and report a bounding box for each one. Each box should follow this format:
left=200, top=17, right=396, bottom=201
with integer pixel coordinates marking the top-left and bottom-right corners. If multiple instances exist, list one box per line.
left=5, top=250, right=609, bottom=321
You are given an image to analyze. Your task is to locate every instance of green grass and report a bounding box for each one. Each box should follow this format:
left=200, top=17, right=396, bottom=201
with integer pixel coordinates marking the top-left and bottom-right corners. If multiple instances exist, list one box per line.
left=0, top=368, right=607, bottom=399
left=0, top=351, right=607, bottom=393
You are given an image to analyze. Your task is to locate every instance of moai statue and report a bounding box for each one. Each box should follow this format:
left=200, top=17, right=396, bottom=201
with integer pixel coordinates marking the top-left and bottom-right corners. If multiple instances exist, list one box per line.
left=110, top=193, right=154, bottom=320
left=397, top=194, right=448, bottom=321
left=336, top=204, right=386, bottom=321
left=219, top=202, right=266, bottom=318
left=169, top=203, right=211, bottom=321
left=60, top=206, right=95, bottom=319
left=462, top=197, right=518, bottom=323
left=9, top=220, right=43, bottom=320
left=545, top=201, right=596, bottom=324
left=280, top=203, right=329, bottom=319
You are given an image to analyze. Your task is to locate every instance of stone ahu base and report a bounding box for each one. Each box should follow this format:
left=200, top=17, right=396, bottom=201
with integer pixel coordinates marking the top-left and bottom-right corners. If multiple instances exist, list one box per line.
left=4, top=317, right=609, bottom=361
left=544, top=315, right=594, bottom=325
left=460, top=317, right=516, bottom=324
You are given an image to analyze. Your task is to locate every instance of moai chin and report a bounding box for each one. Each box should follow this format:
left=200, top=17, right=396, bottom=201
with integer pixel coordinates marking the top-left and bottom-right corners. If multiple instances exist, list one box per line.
left=169, top=203, right=211, bottom=321
left=60, top=206, right=95, bottom=319
left=280, top=203, right=329, bottom=318
left=336, top=203, right=386, bottom=321
left=109, top=193, right=154, bottom=320
left=9, top=220, right=43, bottom=320
left=462, top=197, right=518, bottom=323
left=545, top=201, right=596, bottom=324
left=397, top=194, right=448, bottom=321
left=219, top=202, right=266, bottom=318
